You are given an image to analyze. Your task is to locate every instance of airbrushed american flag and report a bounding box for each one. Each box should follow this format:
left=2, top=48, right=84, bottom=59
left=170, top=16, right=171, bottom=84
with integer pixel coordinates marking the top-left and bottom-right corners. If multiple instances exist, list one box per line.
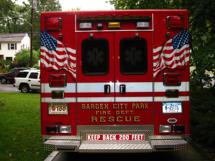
left=40, top=32, right=76, bottom=78
left=153, top=29, right=191, bottom=77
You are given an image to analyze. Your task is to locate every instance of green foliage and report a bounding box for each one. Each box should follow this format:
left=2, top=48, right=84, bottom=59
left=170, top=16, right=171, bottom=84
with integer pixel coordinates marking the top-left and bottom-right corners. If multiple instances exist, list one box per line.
left=190, top=87, right=215, bottom=150
left=0, top=59, right=10, bottom=72
left=110, top=0, right=188, bottom=9
left=13, top=49, right=39, bottom=67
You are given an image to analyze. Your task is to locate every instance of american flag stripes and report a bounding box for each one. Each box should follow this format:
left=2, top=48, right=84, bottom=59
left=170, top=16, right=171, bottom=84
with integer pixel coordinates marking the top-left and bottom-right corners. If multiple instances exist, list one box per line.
left=153, top=29, right=191, bottom=78
left=40, top=32, right=76, bottom=78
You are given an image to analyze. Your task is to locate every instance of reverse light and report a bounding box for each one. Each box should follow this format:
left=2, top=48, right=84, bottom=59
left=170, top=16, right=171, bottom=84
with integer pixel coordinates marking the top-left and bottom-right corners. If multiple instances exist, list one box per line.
left=49, top=74, right=67, bottom=87
left=136, top=22, right=150, bottom=28
left=79, top=22, right=92, bottom=29
left=162, top=102, right=182, bottom=114
left=59, top=125, right=71, bottom=134
left=108, top=22, right=120, bottom=28
left=159, top=125, right=171, bottom=133
left=46, top=124, right=71, bottom=134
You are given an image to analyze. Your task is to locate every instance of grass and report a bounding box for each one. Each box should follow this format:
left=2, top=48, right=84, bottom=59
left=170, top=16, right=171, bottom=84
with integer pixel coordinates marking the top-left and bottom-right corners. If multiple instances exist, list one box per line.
left=0, top=93, right=48, bottom=161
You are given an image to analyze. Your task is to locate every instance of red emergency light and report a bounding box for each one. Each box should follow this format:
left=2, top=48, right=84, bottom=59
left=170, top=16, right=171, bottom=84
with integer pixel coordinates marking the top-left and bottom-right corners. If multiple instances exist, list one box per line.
left=166, top=15, right=183, bottom=29
left=45, top=17, right=62, bottom=31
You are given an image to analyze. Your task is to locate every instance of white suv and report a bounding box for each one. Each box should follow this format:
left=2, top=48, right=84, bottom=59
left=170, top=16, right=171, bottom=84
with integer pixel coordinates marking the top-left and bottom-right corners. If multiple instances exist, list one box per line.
left=14, top=69, right=40, bottom=93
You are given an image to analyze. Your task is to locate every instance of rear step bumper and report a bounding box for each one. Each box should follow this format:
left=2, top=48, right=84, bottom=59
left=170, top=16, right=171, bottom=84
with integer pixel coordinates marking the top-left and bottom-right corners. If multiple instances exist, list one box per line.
left=44, top=135, right=188, bottom=152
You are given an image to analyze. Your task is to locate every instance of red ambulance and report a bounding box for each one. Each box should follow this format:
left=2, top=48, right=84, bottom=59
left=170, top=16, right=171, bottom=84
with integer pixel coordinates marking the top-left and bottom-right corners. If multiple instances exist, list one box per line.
left=40, top=9, right=191, bottom=152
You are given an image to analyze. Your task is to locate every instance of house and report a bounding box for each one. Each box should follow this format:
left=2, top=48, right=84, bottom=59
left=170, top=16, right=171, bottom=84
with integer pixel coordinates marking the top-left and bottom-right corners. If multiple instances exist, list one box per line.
left=0, top=33, right=30, bottom=61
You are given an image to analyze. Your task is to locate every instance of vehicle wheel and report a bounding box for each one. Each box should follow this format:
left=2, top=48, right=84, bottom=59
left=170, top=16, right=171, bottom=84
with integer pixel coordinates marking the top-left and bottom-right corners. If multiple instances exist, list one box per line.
left=20, top=84, right=30, bottom=93
left=1, top=78, right=7, bottom=84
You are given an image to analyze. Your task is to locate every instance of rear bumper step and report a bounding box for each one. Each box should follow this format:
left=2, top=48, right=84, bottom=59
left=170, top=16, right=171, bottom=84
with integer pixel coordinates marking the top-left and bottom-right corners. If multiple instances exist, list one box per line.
left=44, top=135, right=188, bottom=152
left=79, top=141, right=152, bottom=153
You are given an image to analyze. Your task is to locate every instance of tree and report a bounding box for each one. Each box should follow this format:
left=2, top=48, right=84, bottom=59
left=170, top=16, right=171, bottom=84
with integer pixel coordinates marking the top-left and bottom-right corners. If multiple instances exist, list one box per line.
left=0, top=0, right=15, bottom=32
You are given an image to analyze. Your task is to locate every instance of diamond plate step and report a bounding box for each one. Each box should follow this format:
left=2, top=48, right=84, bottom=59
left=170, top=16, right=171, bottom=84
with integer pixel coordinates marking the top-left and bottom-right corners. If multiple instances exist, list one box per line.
left=79, top=141, right=153, bottom=153
left=151, top=139, right=187, bottom=150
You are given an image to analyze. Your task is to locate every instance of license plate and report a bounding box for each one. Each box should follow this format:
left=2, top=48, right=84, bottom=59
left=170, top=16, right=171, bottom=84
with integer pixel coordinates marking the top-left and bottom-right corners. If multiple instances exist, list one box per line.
left=162, top=102, right=182, bottom=113
left=48, top=103, right=68, bottom=115
left=86, top=134, right=144, bottom=141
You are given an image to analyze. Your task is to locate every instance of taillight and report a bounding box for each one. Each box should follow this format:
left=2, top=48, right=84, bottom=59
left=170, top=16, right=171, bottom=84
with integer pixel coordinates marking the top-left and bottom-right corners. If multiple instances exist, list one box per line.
left=49, top=74, right=67, bottom=87
left=163, top=73, right=181, bottom=86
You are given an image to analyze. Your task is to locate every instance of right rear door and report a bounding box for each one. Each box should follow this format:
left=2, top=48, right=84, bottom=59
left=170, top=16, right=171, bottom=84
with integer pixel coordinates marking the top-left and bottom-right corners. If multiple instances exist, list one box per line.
left=114, top=31, right=153, bottom=126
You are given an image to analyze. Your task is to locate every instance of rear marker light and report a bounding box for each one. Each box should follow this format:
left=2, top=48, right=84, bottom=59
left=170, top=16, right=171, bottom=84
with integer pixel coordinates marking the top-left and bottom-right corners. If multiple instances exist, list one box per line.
left=79, top=22, right=92, bottom=29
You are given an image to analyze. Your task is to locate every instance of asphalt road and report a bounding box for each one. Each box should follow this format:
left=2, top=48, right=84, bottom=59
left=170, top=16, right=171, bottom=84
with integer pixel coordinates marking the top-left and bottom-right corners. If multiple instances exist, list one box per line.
left=47, top=145, right=211, bottom=161
left=0, top=83, right=19, bottom=93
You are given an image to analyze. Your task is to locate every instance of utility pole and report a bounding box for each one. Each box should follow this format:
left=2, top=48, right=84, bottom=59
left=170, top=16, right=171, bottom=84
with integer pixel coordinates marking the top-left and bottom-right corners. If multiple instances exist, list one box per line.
left=29, top=0, right=37, bottom=67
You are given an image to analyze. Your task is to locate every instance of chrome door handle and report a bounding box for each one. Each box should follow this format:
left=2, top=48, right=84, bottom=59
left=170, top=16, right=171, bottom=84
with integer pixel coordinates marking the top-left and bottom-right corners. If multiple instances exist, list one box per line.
left=104, top=84, right=111, bottom=94
left=119, top=84, right=126, bottom=94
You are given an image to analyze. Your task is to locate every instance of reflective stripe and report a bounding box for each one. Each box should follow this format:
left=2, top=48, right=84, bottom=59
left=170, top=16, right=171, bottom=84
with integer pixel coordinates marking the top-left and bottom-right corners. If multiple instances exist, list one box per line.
left=41, top=83, right=76, bottom=93
left=154, top=82, right=189, bottom=92
left=42, top=82, right=189, bottom=93
left=115, top=82, right=153, bottom=92
left=116, top=97, right=153, bottom=102
left=42, top=97, right=76, bottom=103
left=154, top=96, right=189, bottom=102
left=78, top=82, right=114, bottom=93
left=41, top=96, right=189, bottom=103
left=77, top=97, right=114, bottom=102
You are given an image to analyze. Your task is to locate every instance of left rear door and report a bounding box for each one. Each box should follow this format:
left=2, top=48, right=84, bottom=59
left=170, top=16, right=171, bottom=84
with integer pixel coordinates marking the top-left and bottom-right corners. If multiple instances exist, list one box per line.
left=76, top=32, right=115, bottom=125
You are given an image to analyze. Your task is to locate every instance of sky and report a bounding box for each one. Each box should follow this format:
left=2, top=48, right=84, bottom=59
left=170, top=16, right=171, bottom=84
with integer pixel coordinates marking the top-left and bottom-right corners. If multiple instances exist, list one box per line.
left=15, top=0, right=114, bottom=11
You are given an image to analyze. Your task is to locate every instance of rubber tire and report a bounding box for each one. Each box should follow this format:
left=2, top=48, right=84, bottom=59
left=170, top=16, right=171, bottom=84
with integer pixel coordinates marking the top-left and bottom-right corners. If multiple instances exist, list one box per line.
left=20, top=84, right=30, bottom=93
left=1, top=78, right=7, bottom=84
